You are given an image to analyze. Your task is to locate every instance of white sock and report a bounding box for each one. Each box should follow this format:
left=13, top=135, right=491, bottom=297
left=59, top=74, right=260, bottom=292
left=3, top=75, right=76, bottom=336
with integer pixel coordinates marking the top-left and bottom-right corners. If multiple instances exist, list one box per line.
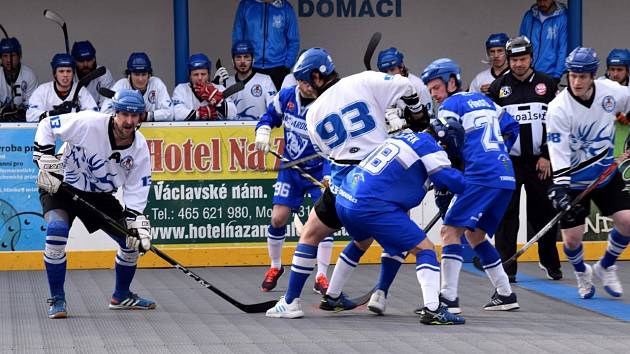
left=417, top=265, right=440, bottom=311
left=440, top=258, right=462, bottom=301
left=327, top=256, right=357, bottom=298
left=316, top=236, right=334, bottom=277
left=485, top=265, right=512, bottom=296
left=267, top=237, right=284, bottom=269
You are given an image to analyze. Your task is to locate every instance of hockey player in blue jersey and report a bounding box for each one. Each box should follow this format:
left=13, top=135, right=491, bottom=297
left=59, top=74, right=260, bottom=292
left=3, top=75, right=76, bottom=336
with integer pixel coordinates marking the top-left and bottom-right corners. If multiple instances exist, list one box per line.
left=254, top=79, right=333, bottom=295
left=333, top=117, right=467, bottom=325
left=547, top=47, right=630, bottom=299
left=421, top=58, right=520, bottom=313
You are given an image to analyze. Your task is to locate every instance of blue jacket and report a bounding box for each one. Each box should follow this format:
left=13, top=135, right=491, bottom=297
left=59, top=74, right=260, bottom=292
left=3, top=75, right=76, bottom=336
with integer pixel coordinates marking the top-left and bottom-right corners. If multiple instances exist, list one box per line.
left=232, top=0, right=300, bottom=70
left=519, top=2, right=568, bottom=79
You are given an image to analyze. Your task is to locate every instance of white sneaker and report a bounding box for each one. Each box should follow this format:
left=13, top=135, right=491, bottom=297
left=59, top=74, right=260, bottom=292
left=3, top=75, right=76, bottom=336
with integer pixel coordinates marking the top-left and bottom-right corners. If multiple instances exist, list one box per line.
left=593, top=262, right=623, bottom=297
left=367, top=289, right=386, bottom=315
left=265, top=296, right=304, bottom=318
left=575, top=264, right=595, bottom=299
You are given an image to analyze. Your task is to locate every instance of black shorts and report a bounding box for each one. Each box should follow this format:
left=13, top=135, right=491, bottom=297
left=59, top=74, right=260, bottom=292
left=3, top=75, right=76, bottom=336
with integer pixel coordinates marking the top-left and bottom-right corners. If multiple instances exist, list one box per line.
left=314, top=187, right=343, bottom=230
left=560, top=172, right=630, bottom=229
left=40, top=186, right=124, bottom=234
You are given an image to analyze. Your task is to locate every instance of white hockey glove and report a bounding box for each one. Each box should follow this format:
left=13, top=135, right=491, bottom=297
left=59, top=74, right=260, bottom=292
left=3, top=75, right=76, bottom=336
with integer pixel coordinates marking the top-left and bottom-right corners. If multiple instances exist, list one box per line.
left=36, top=154, right=64, bottom=194
left=214, top=67, right=229, bottom=85
left=385, top=107, right=406, bottom=132
left=255, top=125, right=272, bottom=152
left=125, top=215, right=152, bottom=254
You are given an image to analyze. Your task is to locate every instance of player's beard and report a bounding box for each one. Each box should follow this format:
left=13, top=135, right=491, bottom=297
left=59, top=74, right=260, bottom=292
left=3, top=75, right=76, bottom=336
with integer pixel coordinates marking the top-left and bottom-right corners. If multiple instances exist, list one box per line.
left=114, top=120, right=135, bottom=142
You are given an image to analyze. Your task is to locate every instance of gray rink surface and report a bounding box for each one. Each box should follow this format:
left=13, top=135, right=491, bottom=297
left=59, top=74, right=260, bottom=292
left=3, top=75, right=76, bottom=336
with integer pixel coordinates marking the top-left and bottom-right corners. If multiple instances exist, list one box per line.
left=1, top=262, right=630, bottom=353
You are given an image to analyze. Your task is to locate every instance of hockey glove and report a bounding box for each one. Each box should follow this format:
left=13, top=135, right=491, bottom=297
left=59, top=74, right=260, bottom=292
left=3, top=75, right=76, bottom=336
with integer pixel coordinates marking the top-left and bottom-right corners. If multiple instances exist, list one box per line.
left=125, top=215, right=151, bottom=254
left=49, top=101, right=75, bottom=116
left=255, top=125, right=272, bottom=152
left=36, top=154, right=64, bottom=194
left=385, top=107, right=406, bottom=132
left=434, top=188, right=454, bottom=219
left=213, top=67, right=229, bottom=85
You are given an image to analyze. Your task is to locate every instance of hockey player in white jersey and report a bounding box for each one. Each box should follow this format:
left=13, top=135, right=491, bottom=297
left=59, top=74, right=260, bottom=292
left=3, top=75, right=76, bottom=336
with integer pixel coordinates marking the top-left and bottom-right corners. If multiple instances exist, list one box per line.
left=266, top=47, right=429, bottom=319
left=547, top=47, right=630, bottom=299
left=377, top=47, right=432, bottom=113
left=469, top=33, right=510, bottom=94
left=26, top=53, right=97, bottom=122
left=101, top=52, right=173, bottom=121
left=71, top=41, right=114, bottom=107
left=0, top=37, right=38, bottom=121
left=34, top=89, right=154, bottom=319
left=225, top=40, right=276, bottom=120
left=172, top=53, right=237, bottom=120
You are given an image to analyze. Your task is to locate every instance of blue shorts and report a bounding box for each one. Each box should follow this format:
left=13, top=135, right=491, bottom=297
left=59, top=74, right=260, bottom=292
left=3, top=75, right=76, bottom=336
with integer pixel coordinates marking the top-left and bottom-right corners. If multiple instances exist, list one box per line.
left=272, top=167, right=324, bottom=210
left=336, top=203, right=426, bottom=255
left=443, top=184, right=512, bottom=237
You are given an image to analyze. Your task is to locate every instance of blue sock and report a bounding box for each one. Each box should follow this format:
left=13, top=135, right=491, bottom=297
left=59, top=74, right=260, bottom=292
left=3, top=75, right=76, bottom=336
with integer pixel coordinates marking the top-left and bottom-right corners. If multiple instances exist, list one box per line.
left=268, top=225, right=286, bottom=239
left=113, top=262, right=137, bottom=300
left=285, top=243, right=317, bottom=304
left=473, top=240, right=501, bottom=270
left=600, top=228, right=630, bottom=268
left=44, top=221, right=69, bottom=299
left=416, top=249, right=439, bottom=269
left=377, top=252, right=405, bottom=296
left=564, top=244, right=586, bottom=272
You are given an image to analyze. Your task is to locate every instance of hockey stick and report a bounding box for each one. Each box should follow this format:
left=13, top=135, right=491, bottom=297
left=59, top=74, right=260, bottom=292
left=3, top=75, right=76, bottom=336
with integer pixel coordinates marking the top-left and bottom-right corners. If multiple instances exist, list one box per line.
left=215, top=58, right=227, bottom=87
left=71, top=66, right=106, bottom=108
left=503, top=160, right=621, bottom=268
left=363, top=32, right=382, bottom=71
left=57, top=185, right=277, bottom=313
left=98, top=87, right=115, bottom=99
left=269, top=150, right=326, bottom=189
left=0, top=24, right=8, bottom=39
left=43, top=9, right=69, bottom=54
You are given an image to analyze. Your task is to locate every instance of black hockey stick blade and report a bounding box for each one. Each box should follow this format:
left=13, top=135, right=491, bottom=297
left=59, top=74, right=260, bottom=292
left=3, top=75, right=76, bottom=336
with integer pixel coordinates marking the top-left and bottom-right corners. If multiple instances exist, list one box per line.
left=43, top=9, right=69, bottom=53
left=363, top=32, right=382, bottom=71
left=332, top=286, right=376, bottom=312
left=216, top=59, right=222, bottom=70
left=71, top=66, right=106, bottom=107
left=98, top=87, right=115, bottom=99
left=58, top=185, right=277, bottom=313
left=0, top=24, right=8, bottom=39
left=222, top=81, right=245, bottom=98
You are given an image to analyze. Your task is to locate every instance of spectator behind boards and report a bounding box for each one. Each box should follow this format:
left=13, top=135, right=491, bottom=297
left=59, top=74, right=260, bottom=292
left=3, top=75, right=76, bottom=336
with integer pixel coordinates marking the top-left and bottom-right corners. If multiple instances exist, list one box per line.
left=519, top=0, right=567, bottom=81
left=232, top=0, right=300, bottom=90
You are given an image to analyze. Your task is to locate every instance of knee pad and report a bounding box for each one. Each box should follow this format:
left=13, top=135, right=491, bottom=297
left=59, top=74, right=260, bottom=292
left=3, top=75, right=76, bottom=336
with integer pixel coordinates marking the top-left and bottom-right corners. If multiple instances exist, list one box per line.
left=44, top=220, right=69, bottom=262
left=116, top=248, right=139, bottom=267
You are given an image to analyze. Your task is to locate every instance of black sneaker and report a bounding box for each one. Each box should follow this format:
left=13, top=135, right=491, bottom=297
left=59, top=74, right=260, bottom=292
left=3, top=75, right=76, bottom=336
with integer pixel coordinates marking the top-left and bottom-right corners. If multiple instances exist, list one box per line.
left=319, top=293, right=358, bottom=312
left=416, top=294, right=461, bottom=315
left=419, top=305, right=465, bottom=325
left=483, top=291, right=519, bottom=311
left=508, top=275, right=517, bottom=283
left=538, top=262, right=563, bottom=280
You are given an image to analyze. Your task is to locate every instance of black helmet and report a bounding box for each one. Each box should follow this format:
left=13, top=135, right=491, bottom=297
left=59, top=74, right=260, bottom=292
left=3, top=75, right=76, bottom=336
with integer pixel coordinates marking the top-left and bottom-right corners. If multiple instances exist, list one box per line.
left=506, top=36, right=533, bottom=58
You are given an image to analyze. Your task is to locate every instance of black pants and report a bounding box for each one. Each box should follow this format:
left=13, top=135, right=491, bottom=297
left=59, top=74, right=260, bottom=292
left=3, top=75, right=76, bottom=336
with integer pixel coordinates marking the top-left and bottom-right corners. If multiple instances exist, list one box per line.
left=495, top=155, right=561, bottom=277
left=254, top=66, right=290, bottom=91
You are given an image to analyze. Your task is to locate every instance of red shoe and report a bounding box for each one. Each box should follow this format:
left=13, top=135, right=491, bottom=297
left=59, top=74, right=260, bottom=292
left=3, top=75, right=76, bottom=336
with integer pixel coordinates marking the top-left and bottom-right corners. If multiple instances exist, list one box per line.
left=313, top=273, right=329, bottom=295
left=261, top=267, right=284, bottom=292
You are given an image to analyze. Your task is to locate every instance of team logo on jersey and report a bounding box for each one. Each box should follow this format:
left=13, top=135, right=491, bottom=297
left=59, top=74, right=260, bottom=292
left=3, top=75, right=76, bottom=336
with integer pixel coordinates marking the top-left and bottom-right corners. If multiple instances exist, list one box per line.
left=148, top=90, right=156, bottom=104
left=499, top=86, right=512, bottom=98
left=251, top=84, right=263, bottom=97
left=285, top=131, right=308, bottom=158
left=21, top=80, right=27, bottom=91
left=602, top=95, right=616, bottom=112
left=535, top=83, right=547, bottom=96
left=287, top=101, right=295, bottom=111
left=120, top=155, right=134, bottom=170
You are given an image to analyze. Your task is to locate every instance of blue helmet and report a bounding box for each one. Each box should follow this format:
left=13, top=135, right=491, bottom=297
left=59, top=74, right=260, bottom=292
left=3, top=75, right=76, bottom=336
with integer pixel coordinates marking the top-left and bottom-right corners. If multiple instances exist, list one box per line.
left=126, top=52, right=152, bottom=74
left=431, top=116, right=465, bottom=159
left=292, top=47, right=335, bottom=84
left=377, top=47, right=404, bottom=72
left=232, top=40, right=254, bottom=57
left=50, top=53, right=75, bottom=72
left=112, top=89, right=145, bottom=113
left=71, top=41, right=96, bottom=61
left=0, top=37, right=21, bottom=55
left=421, top=58, right=462, bottom=88
left=565, top=47, right=599, bottom=74
left=606, top=48, right=630, bottom=68
left=485, top=33, right=509, bottom=50
left=188, top=53, right=211, bottom=71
